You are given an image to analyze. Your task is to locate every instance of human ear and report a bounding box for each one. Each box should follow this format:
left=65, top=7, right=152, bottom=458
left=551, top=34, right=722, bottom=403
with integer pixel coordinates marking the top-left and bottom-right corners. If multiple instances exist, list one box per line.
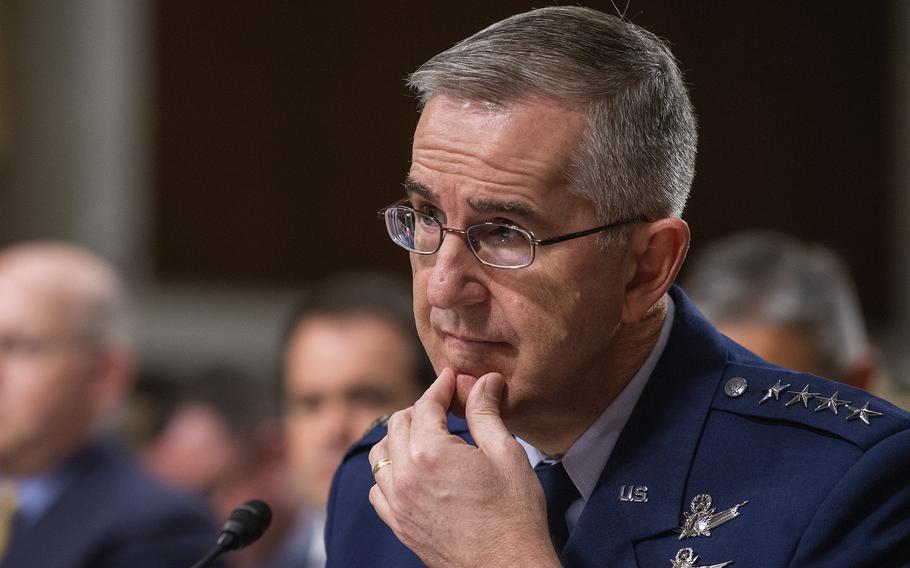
left=621, top=218, right=690, bottom=323
left=89, top=347, right=134, bottom=415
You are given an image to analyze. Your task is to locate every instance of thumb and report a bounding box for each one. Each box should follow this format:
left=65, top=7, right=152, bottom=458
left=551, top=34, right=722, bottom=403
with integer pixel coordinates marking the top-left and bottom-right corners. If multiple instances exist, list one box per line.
left=465, top=372, right=513, bottom=454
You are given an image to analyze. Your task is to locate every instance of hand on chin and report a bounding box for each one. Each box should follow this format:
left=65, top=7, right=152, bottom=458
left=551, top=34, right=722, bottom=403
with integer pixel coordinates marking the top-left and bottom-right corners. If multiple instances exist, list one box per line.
left=433, top=354, right=507, bottom=418
left=450, top=373, right=480, bottom=418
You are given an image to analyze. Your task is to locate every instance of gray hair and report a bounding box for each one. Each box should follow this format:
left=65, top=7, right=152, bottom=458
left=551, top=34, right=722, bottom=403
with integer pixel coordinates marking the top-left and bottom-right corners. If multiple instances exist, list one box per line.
left=684, top=231, right=868, bottom=376
left=407, top=6, right=698, bottom=228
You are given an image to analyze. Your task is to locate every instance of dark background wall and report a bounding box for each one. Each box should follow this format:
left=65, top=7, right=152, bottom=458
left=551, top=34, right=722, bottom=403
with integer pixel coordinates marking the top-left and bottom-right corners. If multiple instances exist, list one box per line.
left=153, top=2, right=892, bottom=321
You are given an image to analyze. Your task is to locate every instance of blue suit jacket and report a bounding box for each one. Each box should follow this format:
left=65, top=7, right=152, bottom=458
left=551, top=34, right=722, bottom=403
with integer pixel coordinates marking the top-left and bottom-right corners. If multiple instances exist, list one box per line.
left=325, top=286, right=910, bottom=567
left=1, top=438, right=218, bottom=568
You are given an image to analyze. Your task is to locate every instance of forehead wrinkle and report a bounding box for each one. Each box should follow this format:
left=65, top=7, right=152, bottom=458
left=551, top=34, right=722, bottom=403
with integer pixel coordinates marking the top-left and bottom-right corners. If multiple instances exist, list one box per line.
left=406, top=174, right=549, bottom=229
left=405, top=177, right=534, bottom=218
left=412, top=141, right=562, bottom=193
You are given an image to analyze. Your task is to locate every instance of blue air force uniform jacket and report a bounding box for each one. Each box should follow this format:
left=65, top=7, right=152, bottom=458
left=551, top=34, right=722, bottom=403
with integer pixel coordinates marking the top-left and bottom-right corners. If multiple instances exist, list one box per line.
left=325, top=286, right=910, bottom=567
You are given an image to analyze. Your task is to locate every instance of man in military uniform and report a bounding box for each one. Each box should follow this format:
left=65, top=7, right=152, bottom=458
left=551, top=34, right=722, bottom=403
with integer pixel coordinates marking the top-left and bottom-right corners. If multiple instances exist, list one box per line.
left=325, top=7, right=910, bottom=567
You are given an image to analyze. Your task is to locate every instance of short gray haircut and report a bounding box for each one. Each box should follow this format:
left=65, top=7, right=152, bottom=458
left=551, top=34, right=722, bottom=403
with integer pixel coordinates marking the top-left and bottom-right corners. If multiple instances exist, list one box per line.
left=684, top=231, right=868, bottom=376
left=407, top=6, right=698, bottom=227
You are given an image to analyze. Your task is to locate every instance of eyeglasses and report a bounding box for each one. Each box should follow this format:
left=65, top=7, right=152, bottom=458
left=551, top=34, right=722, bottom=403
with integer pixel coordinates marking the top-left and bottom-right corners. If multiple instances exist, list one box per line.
left=378, top=202, right=647, bottom=269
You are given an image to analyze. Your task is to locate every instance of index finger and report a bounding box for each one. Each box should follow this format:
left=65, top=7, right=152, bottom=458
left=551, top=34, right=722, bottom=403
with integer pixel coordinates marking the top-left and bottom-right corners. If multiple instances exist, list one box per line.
left=411, top=367, right=457, bottom=433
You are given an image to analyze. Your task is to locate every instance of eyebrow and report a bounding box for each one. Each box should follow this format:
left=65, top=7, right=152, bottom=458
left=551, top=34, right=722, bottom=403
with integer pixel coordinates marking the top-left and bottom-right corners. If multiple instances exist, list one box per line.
left=403, top=176, right=536, bottom=221
left=403, top=177, right=433, bottom=201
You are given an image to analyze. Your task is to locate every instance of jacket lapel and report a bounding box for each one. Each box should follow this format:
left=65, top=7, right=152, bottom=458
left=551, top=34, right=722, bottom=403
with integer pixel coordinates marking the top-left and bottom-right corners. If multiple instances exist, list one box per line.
left=562, top=287, right=729, bottom=567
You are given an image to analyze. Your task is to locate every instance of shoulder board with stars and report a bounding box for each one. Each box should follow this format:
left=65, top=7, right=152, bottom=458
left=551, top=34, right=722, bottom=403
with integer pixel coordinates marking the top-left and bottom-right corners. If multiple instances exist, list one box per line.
left=712, top=363, right=910, bottom=450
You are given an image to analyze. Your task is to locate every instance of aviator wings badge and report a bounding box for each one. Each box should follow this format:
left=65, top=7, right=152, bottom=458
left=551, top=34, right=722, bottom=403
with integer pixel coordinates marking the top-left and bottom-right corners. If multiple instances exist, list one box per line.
left=671, top=547, right=732, bottom=568
left=678, top=493, right=749, bottom=539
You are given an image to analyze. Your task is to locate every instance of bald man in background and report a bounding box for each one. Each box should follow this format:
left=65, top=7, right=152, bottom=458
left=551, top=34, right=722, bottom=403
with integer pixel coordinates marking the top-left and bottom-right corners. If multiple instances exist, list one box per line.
left=0, top=242, right=216, bottom=568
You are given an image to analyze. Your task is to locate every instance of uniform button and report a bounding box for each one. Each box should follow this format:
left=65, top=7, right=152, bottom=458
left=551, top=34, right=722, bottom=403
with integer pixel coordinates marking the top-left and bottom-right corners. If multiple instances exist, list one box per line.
left=725, top=377, right=748, bottom=398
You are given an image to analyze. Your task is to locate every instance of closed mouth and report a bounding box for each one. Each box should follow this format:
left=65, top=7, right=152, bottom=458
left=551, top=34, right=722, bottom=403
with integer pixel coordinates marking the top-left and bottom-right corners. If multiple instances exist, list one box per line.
left=440, top=330, right=510, bottom=347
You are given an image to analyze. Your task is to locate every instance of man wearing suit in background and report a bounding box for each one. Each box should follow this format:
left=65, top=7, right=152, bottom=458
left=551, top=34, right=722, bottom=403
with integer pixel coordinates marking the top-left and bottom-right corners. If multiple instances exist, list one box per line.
left=325, top=6, right=910, bottom=567
left=272, top=273, right=431, bottom=567
left=0, top=242, right=216, bottom=568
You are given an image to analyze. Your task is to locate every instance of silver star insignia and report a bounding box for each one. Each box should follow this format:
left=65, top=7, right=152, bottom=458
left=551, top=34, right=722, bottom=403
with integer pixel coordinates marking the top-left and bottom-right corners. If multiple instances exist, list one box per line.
left=671, top=547, right=732, bottom=568
left=759, top=380, right=791, bottom=404
left=813, top=391, right=852, bottom=414
left=785, top=384, right=820, bottom=407
left=845, top=402, right=883, bottom=425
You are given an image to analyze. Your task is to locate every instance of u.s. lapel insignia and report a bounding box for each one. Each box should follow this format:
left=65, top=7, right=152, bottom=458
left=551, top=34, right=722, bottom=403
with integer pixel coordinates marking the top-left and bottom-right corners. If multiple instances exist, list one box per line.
left=678, top=493, right=749, bottom=539
left=671, top=547, right=732, bottom=568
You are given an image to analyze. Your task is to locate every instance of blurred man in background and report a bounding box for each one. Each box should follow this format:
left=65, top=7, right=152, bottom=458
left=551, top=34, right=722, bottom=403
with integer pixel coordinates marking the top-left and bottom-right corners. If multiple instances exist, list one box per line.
left=684, top=231, right=877, bottom=388
left=273, top=273, right=431, bottom=567
left=0, top=242, right=215, bottom=568
left=142, top=366, right=296, bottom=568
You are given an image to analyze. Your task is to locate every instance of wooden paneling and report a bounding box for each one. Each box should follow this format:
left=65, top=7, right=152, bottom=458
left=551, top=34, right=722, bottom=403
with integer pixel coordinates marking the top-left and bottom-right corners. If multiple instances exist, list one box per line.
left=153, top=2, right=891, bottom=320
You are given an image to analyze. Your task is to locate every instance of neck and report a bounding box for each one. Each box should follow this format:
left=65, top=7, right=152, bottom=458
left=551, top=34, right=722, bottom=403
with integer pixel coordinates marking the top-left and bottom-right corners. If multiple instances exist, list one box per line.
left=517, top=296, right=669, bottom=457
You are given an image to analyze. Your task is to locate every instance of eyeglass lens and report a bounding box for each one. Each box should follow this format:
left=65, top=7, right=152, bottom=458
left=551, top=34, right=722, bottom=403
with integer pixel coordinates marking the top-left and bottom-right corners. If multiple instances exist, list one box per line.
left=384, top=207, right=534, bottom=268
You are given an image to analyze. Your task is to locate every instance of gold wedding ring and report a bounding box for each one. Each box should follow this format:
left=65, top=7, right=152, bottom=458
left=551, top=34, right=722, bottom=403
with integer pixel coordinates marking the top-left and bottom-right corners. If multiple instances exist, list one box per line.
left=372, top=457, right=392, bottom=476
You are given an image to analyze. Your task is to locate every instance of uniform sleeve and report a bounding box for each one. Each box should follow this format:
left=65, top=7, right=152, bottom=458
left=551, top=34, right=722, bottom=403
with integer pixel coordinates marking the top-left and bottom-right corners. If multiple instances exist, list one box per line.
left=789, top=427, right=910, bottom=568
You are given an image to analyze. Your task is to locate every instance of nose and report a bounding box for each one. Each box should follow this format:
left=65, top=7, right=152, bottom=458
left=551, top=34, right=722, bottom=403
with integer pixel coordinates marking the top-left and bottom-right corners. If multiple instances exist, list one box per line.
left=425, top=231, right=488, bottom=310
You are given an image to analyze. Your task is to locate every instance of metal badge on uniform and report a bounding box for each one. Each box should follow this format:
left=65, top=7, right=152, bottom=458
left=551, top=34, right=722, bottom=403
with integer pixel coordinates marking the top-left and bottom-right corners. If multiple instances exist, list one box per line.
left=846, top=402, right=883, bottom=425
left=724, top=377, right=747, bottom=398
left=758, top=380, right=790, bottom=404
left=678, top=493, right=748, bottom=539
left=813, top=391, right=851, bottom=414
left=618, top=485, right=649, bottom=502
left=671, top=547, right=732, bottom=568
left=785, top=384, right=820, bottom=408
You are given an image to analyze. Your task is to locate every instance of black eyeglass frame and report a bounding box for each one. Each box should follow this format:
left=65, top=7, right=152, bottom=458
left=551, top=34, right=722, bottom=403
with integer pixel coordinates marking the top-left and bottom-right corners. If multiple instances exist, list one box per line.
left=377, top=201, right=649, bottom=269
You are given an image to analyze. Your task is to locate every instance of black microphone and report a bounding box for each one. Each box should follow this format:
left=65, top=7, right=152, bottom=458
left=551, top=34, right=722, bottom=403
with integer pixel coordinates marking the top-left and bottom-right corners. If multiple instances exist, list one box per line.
left=190, top=500, right=272, bottom=568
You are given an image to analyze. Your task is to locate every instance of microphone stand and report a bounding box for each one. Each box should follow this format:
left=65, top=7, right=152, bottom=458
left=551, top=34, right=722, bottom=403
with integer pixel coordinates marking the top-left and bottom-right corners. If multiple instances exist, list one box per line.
left=190, top=531, right=240, bottom=568
left=188, top=500, right=270, bottom=568
left=189, top=545, right=225, bottom=568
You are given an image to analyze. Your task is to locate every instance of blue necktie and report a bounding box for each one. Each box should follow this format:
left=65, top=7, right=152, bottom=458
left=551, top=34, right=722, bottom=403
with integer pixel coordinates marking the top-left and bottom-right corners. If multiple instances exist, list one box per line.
left=534, top=461, right=580, bottom=554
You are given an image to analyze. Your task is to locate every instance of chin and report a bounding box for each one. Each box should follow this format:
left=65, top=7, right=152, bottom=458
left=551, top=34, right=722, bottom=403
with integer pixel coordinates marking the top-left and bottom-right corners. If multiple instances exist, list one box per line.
left=437, top=349, right=509, bottom=378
